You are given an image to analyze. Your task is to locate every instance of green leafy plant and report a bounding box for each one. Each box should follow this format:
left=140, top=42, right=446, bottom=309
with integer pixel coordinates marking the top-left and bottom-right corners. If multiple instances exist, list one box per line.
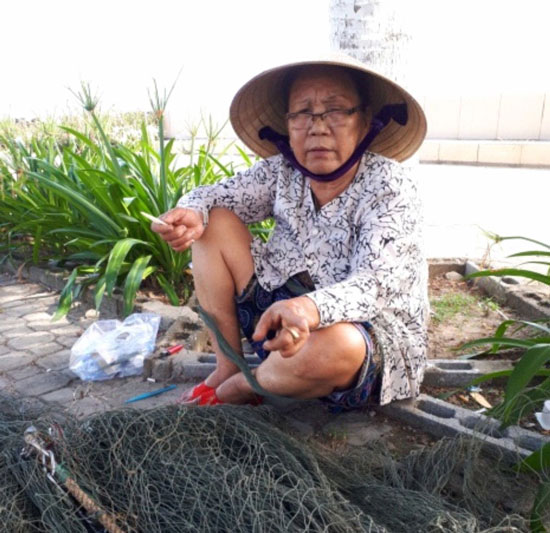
left=0, top=82, right=255, bottom=318
left=460, top=234, right=550, bottom=531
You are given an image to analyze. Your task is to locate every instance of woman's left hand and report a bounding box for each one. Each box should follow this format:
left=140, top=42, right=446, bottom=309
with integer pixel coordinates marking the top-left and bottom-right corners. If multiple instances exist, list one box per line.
left=252, top=296, right=320, bottom=358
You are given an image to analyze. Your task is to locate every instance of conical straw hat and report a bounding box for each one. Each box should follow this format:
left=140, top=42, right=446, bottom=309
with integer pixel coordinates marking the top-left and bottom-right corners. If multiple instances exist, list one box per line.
left=230, top=52, right=426, bottom=162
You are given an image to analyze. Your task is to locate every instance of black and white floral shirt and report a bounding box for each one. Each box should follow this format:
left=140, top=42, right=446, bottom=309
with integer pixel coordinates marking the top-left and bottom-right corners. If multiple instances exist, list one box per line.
left=177, top=152, right=428, bottom=405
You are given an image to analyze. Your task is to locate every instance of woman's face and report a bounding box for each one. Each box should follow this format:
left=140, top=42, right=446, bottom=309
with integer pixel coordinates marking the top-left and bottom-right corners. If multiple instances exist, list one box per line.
left=287, top=68, right=368, bottom=176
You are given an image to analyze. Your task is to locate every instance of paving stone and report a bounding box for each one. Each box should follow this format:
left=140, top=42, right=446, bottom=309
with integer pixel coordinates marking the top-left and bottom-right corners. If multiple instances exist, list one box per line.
left=40, top=387, right=79, bottom=404
left=0, top=375, right=13, bottom=391
left=35, top=350, right=71, bottom=371
left=49, top=325, right=84, bottom=337
left=3, top=326, right=35, bottom=339
left=0, top=291, right=38, bottom=306
left=0, top=344, right=12, bottom=356
left=8, top=365, right=44, bottom=381
left=56, top=335, right=80, bottom=349
left=7, top=331, right=55, bottom=349
left=2, top=303, right=46, bottom=317
left=28, top=342, right=63, bottom=357
left=0, top=352, right=36, bottom=371
left=27, top=320, right=58, bottom=331
left=0, top=318, right=22, bottom=332
left=23, top=311, right=55, bottom=322
left=13, top=372, right=72, bottom=396
left=43, top=315, right=72, bottom=326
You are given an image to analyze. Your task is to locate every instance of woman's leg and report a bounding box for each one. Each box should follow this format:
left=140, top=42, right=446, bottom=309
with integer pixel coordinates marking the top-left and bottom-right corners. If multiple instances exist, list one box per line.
left=215, top=322, right=367, bottom=403
left=190, top=208, right=254, bottom=388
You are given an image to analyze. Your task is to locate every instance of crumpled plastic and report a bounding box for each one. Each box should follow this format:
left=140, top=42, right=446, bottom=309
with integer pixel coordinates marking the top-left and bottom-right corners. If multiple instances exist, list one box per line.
left=70, top=313, right=161, bottom=381
left=535, top=400, right=550, bottom=430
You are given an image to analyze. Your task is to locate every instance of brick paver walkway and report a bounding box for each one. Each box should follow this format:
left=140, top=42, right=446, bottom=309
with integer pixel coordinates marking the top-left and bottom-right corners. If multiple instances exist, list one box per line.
left=0, top=272, right=181, bottom=416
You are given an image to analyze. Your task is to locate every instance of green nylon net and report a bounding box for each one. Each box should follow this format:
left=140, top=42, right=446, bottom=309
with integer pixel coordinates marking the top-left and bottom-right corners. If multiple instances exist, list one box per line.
left=0, top=395, right=546, bottom=533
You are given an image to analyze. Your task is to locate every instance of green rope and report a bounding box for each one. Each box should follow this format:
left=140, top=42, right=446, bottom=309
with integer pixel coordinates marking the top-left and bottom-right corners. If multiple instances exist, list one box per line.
left=197, top=306, right=296, bottom=406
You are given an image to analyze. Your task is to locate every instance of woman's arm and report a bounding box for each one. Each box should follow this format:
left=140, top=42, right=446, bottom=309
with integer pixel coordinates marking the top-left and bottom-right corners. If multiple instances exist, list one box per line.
left=176, top=156, right=279, bottom=225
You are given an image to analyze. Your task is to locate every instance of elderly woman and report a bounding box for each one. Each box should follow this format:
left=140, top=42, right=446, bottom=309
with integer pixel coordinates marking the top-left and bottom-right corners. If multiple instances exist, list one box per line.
left=152, top=53, right=428, bottom=410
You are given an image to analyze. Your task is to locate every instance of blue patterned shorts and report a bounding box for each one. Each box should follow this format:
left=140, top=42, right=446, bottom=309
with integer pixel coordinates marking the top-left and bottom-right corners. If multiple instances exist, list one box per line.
left=235, top=271, right=381, bottom=411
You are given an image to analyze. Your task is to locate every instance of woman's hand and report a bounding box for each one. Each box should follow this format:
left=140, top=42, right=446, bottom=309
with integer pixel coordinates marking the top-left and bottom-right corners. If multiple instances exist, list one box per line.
left=150, top=208, right=204, bottom=252
left=252, top=296, right=320, bottom=358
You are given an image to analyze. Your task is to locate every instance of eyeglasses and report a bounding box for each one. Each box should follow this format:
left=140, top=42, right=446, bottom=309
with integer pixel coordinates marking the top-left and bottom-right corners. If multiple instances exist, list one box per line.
left=286, top=105, right=363, bottom=130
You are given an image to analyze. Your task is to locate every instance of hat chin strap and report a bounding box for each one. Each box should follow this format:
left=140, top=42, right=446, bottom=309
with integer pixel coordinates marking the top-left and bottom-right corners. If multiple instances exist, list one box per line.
left=259, top=103, right=407, bottom=183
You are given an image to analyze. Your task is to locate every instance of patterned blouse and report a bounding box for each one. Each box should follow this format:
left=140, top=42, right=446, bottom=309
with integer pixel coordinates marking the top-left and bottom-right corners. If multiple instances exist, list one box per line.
left=177, top=152, right=428, bottom=405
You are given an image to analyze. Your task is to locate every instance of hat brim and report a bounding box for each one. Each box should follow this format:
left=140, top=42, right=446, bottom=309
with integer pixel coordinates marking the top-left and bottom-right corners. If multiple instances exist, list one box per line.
left=230, top=54, right=426, bottom=163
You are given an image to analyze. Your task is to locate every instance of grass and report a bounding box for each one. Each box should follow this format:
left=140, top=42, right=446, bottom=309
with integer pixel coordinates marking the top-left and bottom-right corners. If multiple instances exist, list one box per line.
left=430, top=291, right=501, bottom=323
left=430, top=292, right=478, bottom=323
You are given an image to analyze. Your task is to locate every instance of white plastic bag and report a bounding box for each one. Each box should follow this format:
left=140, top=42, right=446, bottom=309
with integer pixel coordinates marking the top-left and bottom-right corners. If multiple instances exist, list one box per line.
left=70, top=313, right=161, bottom=381
left=535, top=400, right=550, bottom=430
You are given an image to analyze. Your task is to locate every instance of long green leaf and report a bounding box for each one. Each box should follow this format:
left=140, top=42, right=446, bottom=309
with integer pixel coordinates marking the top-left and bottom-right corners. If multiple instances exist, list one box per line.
left=32, top=225, right=42, bottom=264
left=460, top=337, right=537, bottom=351
left=53, top=268, right=78, bottom=321
left=504, top=344, right=550, bottom=402
left=235, top=144, right=253, bottom=167
left=530, top=481, right=550, bottom=533
left=466, top=268, right=550, bottom=286
left=59, top=126, right=102, bottom=155
left=104, top=238, right=149, bottom=296
left=519, top=443, right=550, bottom=473
left=94, top=275, right=107, bottom=310
left=495, top=378, right=550, bottom=427
left=123, top=255, right=152, bottom=316
left=156, top=273, right=180, bottom=306
left=25, top=170, right=122, bottom=236
left=67, top=251, right=103, bottom=262
left=492, top=235, right=550, bottom=250
left=207, top=153, right=234, bottom=177
left=509, top=250, right=550, bottom=258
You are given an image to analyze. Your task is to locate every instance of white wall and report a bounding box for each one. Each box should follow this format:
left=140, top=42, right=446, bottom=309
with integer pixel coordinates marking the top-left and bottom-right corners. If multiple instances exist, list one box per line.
left=330, top=0, right=550, bottom=142
left=423, top=92, right=550, bottom=141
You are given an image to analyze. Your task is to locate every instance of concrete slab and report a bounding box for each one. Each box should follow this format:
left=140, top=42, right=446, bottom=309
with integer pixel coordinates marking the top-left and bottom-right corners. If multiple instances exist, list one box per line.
left=379, top=394, right=550, bottom=461
left=465, top=261, right=550, bottom=320
left=424, top=359, right=514, bottom=388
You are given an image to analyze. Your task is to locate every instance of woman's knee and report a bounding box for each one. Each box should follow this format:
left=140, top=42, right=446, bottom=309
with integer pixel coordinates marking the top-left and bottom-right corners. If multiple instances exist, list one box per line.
left=192, top=208, right=254, bottom=294
left=291, top=323, right=366, bottom=383
left=204, top=208, right=250, bottom=240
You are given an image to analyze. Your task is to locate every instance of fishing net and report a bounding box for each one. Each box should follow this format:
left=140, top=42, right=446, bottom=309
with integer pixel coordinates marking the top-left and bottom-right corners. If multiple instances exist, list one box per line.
left=0, top=394, right=546, bottom=533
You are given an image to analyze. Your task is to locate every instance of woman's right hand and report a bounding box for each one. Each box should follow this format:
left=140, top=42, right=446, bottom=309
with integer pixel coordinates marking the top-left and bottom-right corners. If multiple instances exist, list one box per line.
left=150, top=208, right=205, bottom=252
